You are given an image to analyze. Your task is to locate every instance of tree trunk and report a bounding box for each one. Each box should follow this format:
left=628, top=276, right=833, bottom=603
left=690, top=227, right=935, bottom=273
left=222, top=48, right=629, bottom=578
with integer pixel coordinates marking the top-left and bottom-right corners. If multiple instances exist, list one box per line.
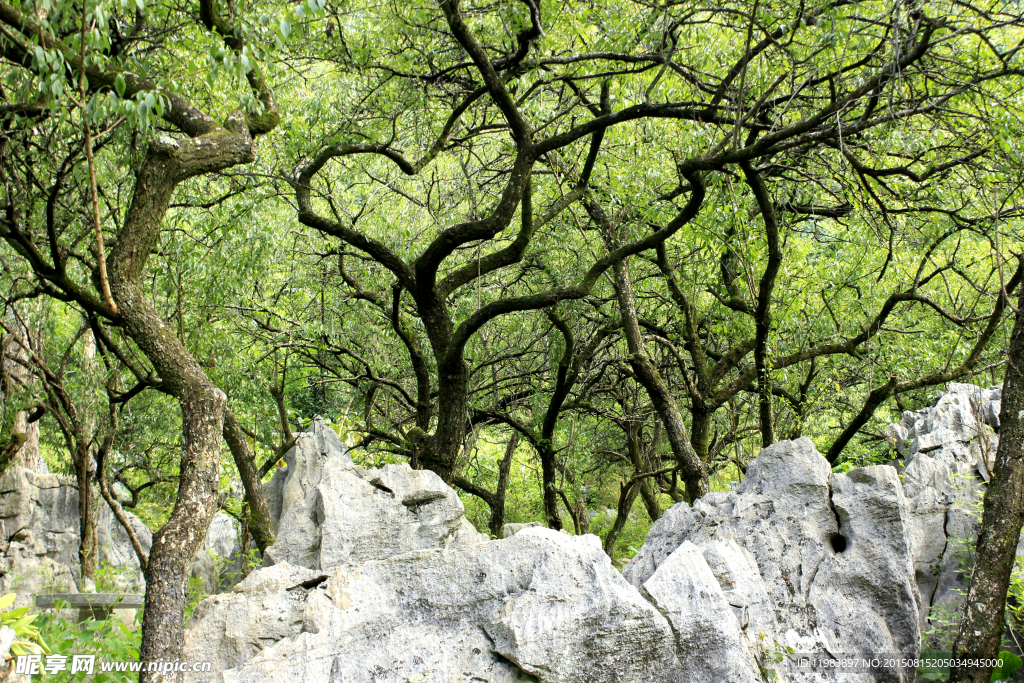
left=137, top=382, right=224, bottom=671
left=223, top=409, right=275, bottom=552
left=740, top=161, right=782, bottom=449
left=422, top=355, right=469, bottom=482
left=611, top=255, right=709, bottom=501
left=604, top=477, right=641, bottom=560
left=104, top=117, right=258, bottom=678
left=75, top=442, right=96, bottom=581
left=538, top=444, right=564, bottom=530
left=626, top=423, right=661, bottom=522
left=488, top=433, right=517, bottom=538
left=690, top=408, right=713, bottom=464
left=949, top=280, right=1024, bottom=683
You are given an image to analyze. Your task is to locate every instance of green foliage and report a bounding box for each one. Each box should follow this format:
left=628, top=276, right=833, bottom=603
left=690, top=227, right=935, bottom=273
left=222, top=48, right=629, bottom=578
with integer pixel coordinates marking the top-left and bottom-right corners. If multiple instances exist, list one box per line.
left=0, top=593, right=50, bottom=657
left=917, top=649, right=950, bottom=681
left=33, top=602, right=141, bottom=682
left=0, top=0, right=1023, bottom=668
left=993, top=652, right=1023, bottom=682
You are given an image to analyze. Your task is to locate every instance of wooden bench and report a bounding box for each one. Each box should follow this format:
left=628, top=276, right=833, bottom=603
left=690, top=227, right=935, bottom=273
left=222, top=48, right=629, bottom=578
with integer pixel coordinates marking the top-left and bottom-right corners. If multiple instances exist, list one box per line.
left=34, top=593, right=144, bottom=622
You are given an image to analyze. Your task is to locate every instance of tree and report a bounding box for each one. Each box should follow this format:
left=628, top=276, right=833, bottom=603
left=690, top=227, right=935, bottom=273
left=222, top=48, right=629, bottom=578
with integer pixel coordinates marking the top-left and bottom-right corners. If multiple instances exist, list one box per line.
left=950, top=262, right=1024, bottom=683
left=0, top=0, right=281, bottom=672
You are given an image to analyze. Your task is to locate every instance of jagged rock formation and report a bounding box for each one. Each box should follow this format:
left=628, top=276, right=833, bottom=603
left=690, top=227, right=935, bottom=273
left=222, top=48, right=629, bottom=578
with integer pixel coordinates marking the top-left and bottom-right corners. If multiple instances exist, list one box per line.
left=0, top=467, right=81, bottom=604
left=0, top=465, right=240, bottom=606
left=625, top=437, right=920, bottom=683
left=885, top=382, right=1003, bottom=643
left=185, top=531, right=681, bottom=683
left=186, top=430, right=920, bottom=683
left=261, top=417, right=486, bottom=570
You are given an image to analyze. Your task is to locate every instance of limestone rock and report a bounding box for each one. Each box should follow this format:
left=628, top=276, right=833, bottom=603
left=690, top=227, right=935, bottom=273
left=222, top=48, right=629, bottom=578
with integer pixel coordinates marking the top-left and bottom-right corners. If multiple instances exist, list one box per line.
left=186, top=528, right=680, bottom=683
left=181, top=562, right=327, bottom=676
left=888, top=383, right=1000, bottom=642
left=0, top=467, right=81, bottom=606
left=502, top=521, right=543, bottom=538
left=93, top=503, right=151, bottom=594
left=263, top=416, right=352, bottom=534
left=0, top=624, right=15, bottom=663
left=640, top=541, right=761, bottom=683
left=625, top=437, right=920, bottom=682
left=0, top=461, right=240, bottom=607
left=263, top=426, right=480, bottom=570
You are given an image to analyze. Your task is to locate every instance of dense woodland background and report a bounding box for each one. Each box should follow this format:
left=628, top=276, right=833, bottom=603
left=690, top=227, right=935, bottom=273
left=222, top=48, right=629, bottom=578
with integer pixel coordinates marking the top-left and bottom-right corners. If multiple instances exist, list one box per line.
left=0, top=0, right=1023, bottom=678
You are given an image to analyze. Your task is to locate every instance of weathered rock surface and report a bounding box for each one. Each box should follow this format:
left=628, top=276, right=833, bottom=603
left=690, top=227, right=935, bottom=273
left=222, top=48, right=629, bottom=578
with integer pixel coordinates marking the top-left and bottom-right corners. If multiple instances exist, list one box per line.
left=186, top=528, right=680, bottom=683
left=0, top=465, right=237, bottom=606
left=186, top=432, right=926, bottom=683
left=625, top=437, right=920, bottom=682
left=262, top=418, right=487, bottom=570
left=263, top=416, right=352, bottom=533
left=642, top=540, right=761, bottom=683
left=0, top=467, right=87, bottom=606
left=885, top=383, right=1003, bottom=642
left=502, top=521, right=543, bottom=538
left=0, top=624, right=16, bottom=663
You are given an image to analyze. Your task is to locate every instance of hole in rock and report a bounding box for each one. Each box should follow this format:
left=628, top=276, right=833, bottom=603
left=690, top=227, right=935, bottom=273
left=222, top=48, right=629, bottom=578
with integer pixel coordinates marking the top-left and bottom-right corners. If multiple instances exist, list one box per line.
left=292, top=574, right=329, bottom=590
left=830, top=534, right=848, bottom=553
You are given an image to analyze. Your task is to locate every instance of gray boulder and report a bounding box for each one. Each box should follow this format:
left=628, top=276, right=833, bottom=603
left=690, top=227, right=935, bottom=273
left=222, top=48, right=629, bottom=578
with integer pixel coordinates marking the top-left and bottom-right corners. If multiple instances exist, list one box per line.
left=263, top=416, right=352, bottom=533
left=0, top=461, right=242, bottom=606
left=181, top=561, right=328, bottom=676
left=0, top=624, right=15, bottom=664
left=263, top=420, right=487, bottom=571
left=185, top=528, right=680, bottom=683
left=624, top=437, right=920, bottom=682
left=886, top=383, right=1001, bottom=642
left=641, top=540, right=761, bottom=683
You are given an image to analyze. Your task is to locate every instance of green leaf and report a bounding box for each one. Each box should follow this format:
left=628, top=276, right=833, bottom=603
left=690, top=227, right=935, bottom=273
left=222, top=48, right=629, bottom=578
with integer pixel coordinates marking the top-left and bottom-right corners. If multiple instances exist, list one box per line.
left=115, top=73, right=125, bottom=97
left=992, top=652, right=1023, bottom=681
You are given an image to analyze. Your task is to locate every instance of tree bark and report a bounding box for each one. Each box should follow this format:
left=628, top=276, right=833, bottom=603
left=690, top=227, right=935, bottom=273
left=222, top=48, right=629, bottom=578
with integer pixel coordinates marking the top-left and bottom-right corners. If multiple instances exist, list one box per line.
left=223, top=408, right=275, bottom=552
left=105, top=117, right=260, bottom=677
left=586, top=194, right=709, bottom=501
left=604, top=478, right=641, bottom=560
left=627, top=422, right=662, bottom=522
left=422, top=354, right=469, bottom=481
left=611, top=252, right=708, bottom=501
left=74, top=441, right=96, bottom=580
left=488, top=433, right=517, bottom=538
left=135, top=382, right=224, bottom=672
left=740, top=161, right=782, bottom=448
left=949, top=275, right=1024, bottom=683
